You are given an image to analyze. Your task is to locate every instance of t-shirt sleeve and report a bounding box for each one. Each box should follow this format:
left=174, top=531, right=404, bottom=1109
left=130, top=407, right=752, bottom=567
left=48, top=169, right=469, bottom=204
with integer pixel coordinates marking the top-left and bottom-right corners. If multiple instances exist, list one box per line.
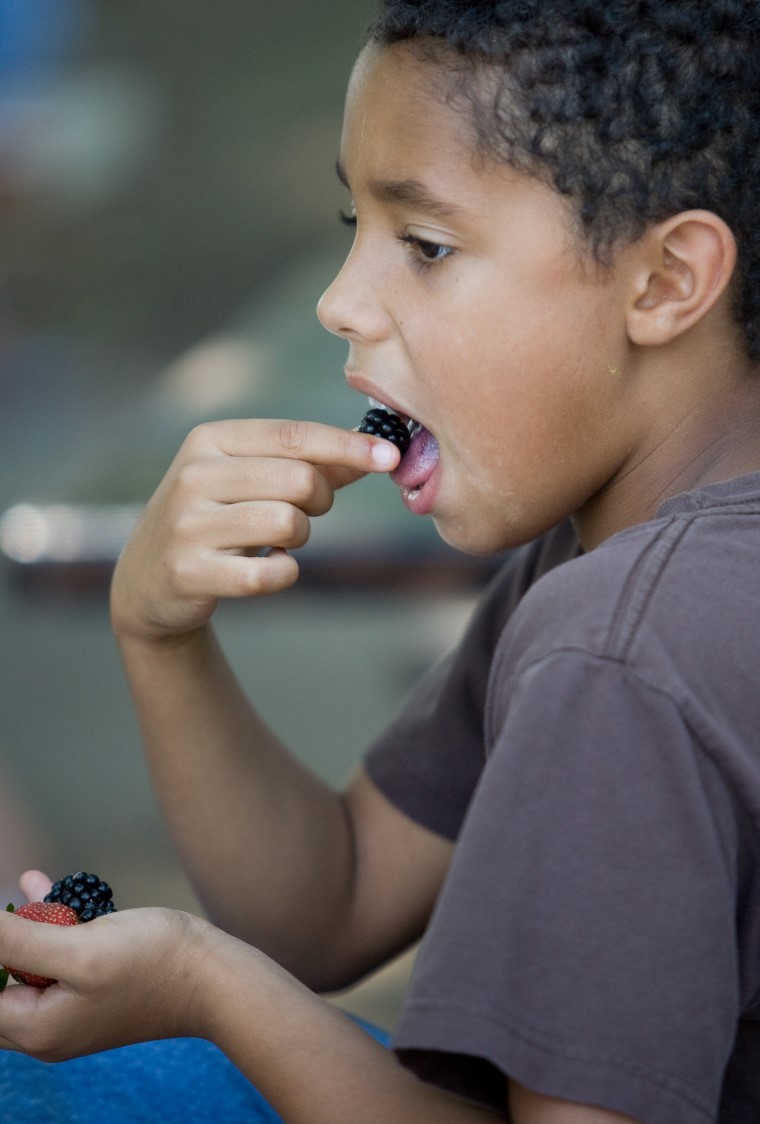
left=364, top=521, right=580, bottom=840
left=394, top=650, right=740, bottom=1123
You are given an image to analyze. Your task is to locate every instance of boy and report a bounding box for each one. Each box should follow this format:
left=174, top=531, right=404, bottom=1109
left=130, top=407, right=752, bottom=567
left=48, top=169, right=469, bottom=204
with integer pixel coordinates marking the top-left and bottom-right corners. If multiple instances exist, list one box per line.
left=1, top=2, right=759, bottom=1120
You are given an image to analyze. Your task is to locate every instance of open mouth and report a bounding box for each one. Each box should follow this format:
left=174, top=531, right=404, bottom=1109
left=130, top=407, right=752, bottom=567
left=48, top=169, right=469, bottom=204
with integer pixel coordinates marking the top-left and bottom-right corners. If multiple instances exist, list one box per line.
left=367, top=398, right=440, bottom=508
left=366, top=397, right=414, bottom=432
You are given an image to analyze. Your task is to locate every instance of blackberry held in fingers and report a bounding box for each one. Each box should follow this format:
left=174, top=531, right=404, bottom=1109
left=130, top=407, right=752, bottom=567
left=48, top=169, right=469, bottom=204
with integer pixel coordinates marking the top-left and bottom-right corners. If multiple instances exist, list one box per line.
left=358, top=407, right=411, bottom=456
left=45, top=871, right=117, bottom=922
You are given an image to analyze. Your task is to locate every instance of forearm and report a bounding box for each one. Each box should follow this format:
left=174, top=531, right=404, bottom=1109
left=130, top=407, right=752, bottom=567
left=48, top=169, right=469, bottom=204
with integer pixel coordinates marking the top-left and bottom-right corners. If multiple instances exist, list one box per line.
left=108, top=421, right=413, bottom=986
left=0, top=907, right=635, bottom=1124
left=0, top=905, right=498, bottom=1121
left=205, top=935, right=638, bottom=1124
left=200, top=927, right=504, bottom=1124
left=116, top=623, right=357, bottom=986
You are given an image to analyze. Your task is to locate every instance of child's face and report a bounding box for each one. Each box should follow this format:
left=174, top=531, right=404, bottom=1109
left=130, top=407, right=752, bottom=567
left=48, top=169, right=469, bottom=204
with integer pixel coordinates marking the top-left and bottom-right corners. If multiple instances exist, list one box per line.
left=318, top=44, right=639, bottom=553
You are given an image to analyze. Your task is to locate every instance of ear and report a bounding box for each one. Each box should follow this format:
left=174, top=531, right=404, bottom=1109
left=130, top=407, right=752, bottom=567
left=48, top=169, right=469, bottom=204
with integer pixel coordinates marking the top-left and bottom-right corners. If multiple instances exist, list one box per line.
left=626, top=211, right=737, bottom=347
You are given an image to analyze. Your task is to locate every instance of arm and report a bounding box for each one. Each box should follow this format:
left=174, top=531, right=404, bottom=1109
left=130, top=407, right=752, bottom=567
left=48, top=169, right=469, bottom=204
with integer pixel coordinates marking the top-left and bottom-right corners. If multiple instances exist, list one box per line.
left=0, top=905, right=636, bottom=1124
left=110, top=418, right=452, bottom=988
left=509, top=1084, right=638, bottom=1123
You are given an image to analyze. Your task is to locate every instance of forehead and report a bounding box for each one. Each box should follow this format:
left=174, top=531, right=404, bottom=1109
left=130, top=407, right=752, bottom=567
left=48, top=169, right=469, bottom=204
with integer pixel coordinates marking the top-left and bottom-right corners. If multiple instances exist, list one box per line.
left=339, top=42, right=586, bottom=267
left=340, top=43, right=480, bottom=186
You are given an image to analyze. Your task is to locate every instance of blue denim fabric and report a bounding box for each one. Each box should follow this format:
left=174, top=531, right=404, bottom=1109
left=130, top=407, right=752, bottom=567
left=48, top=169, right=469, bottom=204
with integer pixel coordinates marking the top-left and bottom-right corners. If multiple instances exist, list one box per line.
left=0, top=1016, right=390, bottom=1122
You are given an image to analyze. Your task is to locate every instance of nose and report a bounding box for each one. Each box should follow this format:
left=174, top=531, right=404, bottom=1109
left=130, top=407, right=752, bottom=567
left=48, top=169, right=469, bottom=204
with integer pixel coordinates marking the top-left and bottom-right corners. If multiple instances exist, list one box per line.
left=317, top=244, right=388, bottom=343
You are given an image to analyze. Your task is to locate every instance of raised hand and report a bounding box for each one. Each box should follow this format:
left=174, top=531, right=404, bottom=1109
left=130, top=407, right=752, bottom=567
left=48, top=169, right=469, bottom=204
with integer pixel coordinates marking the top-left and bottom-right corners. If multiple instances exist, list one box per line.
left=110, top=419, right=398, bottom=641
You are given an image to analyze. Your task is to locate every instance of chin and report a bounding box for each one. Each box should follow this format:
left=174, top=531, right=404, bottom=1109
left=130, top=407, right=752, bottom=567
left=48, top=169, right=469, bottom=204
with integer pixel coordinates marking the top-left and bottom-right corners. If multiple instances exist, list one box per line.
left=433, top=498, right=558, bottom=555
left=433, top=517, right=525, bottom=557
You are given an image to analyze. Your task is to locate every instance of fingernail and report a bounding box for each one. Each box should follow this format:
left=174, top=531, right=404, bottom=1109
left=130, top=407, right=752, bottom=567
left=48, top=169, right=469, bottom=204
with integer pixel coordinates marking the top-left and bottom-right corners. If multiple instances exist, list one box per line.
left=371, top=441, right=396, bottom=468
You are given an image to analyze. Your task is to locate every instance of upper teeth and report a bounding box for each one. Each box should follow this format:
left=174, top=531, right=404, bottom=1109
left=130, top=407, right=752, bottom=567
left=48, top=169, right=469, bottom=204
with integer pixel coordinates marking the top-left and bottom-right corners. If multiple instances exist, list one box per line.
left=368, top=397, right=415, bottom=432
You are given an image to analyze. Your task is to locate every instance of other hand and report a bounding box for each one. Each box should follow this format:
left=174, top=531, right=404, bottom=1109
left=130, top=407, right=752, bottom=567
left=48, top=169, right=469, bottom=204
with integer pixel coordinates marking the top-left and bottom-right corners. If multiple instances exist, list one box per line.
left=0, top=899, right=210, bottom=1061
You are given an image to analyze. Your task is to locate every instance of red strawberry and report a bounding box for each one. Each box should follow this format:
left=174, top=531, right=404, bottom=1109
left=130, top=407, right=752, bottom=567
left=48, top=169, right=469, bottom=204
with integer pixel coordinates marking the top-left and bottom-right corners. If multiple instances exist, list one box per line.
left=2, top=901, right=79, bottom=988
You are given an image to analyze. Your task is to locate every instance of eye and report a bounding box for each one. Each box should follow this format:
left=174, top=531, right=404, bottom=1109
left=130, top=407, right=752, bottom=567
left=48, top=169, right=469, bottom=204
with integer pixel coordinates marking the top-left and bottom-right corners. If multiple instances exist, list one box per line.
left=398, top=233, right=454, bottom=267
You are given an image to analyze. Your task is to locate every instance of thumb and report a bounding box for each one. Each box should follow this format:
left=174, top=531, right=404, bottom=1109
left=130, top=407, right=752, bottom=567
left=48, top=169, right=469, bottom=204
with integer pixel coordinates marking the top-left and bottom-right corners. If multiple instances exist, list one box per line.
left=325, top=438, right=400, bottom=490
left=0, top=908, right=78, bottom=983
left=19, top=871, right=53, bottom=903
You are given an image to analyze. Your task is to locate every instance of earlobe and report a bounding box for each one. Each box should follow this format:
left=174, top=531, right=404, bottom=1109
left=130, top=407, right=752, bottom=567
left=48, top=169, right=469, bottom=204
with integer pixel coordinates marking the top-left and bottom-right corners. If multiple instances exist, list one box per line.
left=626, top=211, right=737, bottom=347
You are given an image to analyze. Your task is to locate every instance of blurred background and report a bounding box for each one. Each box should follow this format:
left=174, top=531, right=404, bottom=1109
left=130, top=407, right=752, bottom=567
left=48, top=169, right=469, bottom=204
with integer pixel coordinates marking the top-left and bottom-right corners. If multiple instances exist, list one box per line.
left=0, top=0, right=497, bottom=1029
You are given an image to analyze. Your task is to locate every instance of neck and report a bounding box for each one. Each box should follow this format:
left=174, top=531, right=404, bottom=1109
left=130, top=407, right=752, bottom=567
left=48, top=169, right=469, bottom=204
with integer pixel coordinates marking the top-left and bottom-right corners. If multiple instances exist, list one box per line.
left=573, top=350, right=760, bottom=550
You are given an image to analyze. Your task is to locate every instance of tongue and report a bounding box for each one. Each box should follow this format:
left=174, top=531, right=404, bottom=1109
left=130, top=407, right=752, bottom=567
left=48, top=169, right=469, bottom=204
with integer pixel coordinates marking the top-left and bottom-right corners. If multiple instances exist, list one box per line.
left=391, top=425, right=439, bottom=488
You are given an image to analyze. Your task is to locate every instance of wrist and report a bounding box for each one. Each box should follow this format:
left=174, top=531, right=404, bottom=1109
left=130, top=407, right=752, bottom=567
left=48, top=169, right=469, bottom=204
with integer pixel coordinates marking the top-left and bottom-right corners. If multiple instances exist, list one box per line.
left=174, top=913, right=229, bottom=1040
left=109, top=556, right=212, bottom=647
left=188, top=924, right=285, bottom=1048
left=138, top=910, right=226, bottom=1043
left=111, top=610, right=211, bottom=655
left=111, top=625, right=218, bottom=711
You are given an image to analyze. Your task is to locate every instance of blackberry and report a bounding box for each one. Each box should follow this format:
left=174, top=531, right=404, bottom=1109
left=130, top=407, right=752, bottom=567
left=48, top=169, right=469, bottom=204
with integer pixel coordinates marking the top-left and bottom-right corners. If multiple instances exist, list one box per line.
left=358, top=407, right=411, bottom=456
left=45, top=871, right=116, bottom=923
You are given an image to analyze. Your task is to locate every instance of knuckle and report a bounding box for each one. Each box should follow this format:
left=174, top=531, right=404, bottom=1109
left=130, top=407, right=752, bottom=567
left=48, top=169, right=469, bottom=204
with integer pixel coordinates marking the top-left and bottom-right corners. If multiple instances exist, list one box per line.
left=290, top=461, right=321, bottom=501
left=268, top=503, right=302, bottom=544
left=183, top=421, right=221, bottom=453
left=251, top=552, right=299, bottom=595
left=309, top=477, right=335, bottom=516
left=277, top=420, right=309, bottom=455
left=165, top=546, right=199, bottom=593
left=170, top=503, right=202, bottom=546
left=180, top=424, right=210, bottom=460
left=172, top=459, right=206, bottom=501
left=290, top=516, right=311, bottom=549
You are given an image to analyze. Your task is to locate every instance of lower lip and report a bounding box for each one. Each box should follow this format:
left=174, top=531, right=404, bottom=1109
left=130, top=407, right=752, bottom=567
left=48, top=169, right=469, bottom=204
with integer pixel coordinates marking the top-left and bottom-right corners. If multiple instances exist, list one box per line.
left=398, top=460, right=442, bottom=515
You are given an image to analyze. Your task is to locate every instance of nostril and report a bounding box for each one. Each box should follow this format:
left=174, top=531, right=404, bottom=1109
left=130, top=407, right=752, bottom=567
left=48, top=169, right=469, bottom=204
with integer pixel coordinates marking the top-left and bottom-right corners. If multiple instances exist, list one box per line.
left=316, top=285, right=352, bottom=339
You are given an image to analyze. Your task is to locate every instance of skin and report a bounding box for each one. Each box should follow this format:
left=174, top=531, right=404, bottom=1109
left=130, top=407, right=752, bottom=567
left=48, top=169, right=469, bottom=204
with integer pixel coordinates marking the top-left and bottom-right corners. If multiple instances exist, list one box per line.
left=1, top=39, right=758, bottom=1123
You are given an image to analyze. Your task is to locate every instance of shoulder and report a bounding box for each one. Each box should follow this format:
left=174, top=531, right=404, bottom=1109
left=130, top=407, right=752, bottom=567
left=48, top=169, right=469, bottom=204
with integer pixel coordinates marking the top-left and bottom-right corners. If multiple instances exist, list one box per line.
left=503, top=475, right=760, bottom=667
left=486, top=475, right=760, bottom=751
left=492, top=517, right=675, bottom=673
left=362, top=520, right=580, bottom=840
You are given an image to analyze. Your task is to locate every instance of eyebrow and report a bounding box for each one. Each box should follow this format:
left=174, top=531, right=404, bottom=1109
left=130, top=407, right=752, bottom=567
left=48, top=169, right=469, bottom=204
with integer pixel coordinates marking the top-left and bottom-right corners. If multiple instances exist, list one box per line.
left=335, top=159, right=466, bottom=220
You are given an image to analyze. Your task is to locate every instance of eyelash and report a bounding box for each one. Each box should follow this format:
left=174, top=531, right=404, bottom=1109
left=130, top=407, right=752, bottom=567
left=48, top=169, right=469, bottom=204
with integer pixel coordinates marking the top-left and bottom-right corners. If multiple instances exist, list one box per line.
left=397, top=233, right=453, bottom=270
left=338, top=211, right=453, bottom=271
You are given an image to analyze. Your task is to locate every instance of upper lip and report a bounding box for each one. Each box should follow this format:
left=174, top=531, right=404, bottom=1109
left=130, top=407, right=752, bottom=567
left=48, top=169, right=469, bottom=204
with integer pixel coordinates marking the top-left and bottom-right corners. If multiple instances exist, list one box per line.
left=346, top=372, right=414, bottom=427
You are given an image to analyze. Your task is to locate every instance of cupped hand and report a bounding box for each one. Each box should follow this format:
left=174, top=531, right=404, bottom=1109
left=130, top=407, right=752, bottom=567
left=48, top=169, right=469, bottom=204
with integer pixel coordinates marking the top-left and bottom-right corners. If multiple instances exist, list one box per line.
left=110, top=418, right=399, bottom=641
left=0, top=904, right=213, bottom=1062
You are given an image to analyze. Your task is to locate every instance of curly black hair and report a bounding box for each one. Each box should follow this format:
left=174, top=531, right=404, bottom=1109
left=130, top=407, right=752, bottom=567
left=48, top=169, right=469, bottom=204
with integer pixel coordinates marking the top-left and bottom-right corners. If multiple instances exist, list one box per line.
left=368, top=0, right=760, bottom=360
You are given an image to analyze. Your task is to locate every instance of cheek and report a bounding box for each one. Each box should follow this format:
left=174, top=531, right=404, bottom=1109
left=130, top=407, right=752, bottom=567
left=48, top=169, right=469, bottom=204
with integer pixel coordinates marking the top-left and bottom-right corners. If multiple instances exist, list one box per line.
left=410, top=271, right=625, bottom=452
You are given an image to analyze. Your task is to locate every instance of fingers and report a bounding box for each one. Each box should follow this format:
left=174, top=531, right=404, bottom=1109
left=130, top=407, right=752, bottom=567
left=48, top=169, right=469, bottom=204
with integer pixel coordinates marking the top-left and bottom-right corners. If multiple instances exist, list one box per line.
left=19, top=871, right=52, bottom=902
left=170, top=457, right=336, bottom=520
left=174, top=419, right=399, bottom=504
left=0, top=908, right=212, bottom=1063
left=0, top=910, right=79, bottom=985
left=167, top=546, right=301, bottom=602
left=184, top=418, right=399, bottom=475
left=111, top=417, right=402, bottom=637
left=0, top=916, right=106, bottom=1062
left=169, top=496, right=313, bottom=556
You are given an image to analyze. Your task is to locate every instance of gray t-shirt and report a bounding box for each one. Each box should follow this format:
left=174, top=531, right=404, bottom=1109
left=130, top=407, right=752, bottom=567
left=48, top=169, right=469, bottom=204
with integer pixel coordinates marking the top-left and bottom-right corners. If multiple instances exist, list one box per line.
left=365, top=473, right=760, bottom=1123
